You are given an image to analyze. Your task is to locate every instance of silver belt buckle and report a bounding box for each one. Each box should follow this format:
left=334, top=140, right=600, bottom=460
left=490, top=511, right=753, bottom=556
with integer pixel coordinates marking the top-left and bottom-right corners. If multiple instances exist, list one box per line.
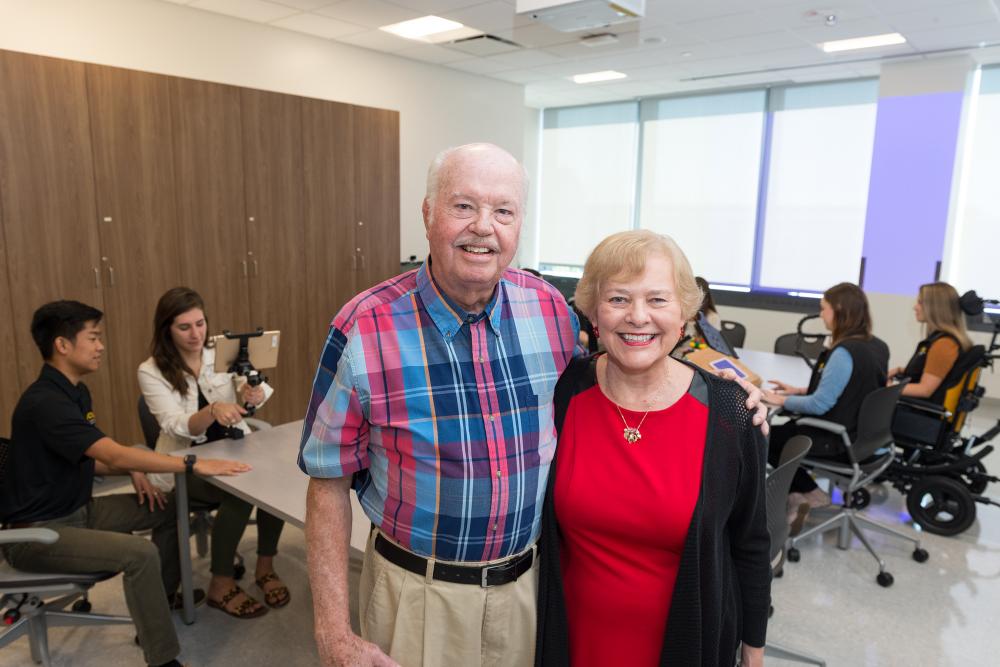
left=480, top=556, right=517, bottom=588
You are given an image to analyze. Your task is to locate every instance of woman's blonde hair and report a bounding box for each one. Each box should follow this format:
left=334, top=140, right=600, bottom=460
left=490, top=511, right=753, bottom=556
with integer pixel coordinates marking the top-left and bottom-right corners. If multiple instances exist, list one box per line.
left=919, top=282, right=972, bottom=351
left=574, top=230, right=703, bottom=322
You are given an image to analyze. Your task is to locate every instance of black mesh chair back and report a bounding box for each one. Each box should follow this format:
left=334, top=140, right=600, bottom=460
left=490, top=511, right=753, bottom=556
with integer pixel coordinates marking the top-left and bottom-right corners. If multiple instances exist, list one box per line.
left=137, top=396, right=160, bottom=449
left=850, top=383, right=906, bottom=463
left=774, top=333, right=827, bottom=360
left=720, top=320, right=746, bottom=349
left=766, top=435, right=812, bottom=561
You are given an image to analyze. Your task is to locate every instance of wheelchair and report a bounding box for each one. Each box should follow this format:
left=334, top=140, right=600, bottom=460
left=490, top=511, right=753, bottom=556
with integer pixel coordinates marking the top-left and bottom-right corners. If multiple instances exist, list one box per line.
left=881, top=311, right=1000, bottom=536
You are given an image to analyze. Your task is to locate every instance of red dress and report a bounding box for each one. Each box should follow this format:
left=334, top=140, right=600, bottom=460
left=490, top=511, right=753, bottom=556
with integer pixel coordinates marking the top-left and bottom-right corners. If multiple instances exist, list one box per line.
left=554, top=381, right=708, bottom=667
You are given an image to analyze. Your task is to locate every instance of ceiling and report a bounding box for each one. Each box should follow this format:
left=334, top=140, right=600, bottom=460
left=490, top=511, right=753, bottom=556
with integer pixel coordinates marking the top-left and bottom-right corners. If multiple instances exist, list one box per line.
left=160, top=0, right=1000, bottom=107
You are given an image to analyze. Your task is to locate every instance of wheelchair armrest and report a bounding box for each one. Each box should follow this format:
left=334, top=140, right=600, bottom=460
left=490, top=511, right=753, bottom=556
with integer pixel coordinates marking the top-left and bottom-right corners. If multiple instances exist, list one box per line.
left=897, top=397, right=951, bottom=419
left=0, top=527, right=59, bottom=546
left=245, top=417, right=272, bottom=432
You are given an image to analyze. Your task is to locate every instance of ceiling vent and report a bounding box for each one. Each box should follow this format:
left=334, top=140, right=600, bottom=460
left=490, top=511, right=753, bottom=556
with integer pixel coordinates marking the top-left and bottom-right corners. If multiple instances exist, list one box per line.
left=446, top=34, right=521, bottom=56
left=580, top=32, right=619, bottom=47
left=516, top=0, right=645, bottom=33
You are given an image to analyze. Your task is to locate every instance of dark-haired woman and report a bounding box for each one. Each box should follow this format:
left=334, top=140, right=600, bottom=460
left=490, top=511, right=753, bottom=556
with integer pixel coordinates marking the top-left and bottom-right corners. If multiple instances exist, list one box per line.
left=891, top=281, right=973, bottom=401
left=762, top=283, right=889, bottom=529
left=138, top=287, right=288, bottom=619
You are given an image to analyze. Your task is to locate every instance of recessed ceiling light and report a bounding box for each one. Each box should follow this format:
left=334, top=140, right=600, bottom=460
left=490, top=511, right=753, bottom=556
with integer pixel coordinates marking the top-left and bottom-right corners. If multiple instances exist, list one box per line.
left=820, top=32, right=906, bottom=53
left=380, top=16, right=465, bottom=41
left=571, top=70, right=627, bottom=84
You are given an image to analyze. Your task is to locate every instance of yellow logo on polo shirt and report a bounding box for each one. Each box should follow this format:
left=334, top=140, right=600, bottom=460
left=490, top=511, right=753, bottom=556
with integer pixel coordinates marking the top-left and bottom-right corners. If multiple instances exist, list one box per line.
left=86, top=411, right=96, bottom=425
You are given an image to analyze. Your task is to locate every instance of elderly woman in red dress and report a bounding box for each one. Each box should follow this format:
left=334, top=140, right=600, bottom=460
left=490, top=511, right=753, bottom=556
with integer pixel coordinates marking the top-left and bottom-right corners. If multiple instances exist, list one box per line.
left=535, top=230, right=770, bottom=667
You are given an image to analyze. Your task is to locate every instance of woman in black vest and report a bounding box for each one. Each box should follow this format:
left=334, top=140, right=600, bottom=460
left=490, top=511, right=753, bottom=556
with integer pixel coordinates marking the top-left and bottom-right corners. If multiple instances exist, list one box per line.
left=762, top=283, right=889, bottom=529
left=890, top=282, right=972, bottom=402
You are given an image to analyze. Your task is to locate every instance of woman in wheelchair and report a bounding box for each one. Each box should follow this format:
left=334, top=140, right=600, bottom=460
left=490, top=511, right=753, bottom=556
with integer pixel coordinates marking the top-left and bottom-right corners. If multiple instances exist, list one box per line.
left=138, top=287, right=289, bottom=620
left=762, top=283, right=890, bottom=532
left=890, top=282, right=972, bottom=401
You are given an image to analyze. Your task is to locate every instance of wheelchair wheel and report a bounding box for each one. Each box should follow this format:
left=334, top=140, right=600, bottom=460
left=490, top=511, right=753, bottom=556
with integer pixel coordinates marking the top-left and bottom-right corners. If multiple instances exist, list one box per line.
left=906, top=476, right=976, bottom=536
left=963, top=460, right=989, bottom=495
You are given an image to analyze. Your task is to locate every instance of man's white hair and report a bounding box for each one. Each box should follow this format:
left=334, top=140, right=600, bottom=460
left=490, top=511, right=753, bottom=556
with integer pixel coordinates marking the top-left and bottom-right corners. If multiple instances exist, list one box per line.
left=425, top=143, right=529, bottom=211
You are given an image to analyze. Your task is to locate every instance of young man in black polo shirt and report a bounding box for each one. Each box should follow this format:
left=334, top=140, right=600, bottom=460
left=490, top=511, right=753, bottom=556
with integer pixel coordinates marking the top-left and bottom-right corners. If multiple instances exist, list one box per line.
left=0, top=301, right=251, bottom=667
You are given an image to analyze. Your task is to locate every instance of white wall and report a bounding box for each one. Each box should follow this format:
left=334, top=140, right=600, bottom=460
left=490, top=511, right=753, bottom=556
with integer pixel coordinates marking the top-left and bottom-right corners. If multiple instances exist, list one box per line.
left=0, top=0, right=526, bottom=263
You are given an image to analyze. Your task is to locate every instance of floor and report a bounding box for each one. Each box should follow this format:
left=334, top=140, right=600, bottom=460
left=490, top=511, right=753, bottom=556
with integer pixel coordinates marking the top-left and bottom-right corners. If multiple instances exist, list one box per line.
left=4, top=403, right=1000, bottom=667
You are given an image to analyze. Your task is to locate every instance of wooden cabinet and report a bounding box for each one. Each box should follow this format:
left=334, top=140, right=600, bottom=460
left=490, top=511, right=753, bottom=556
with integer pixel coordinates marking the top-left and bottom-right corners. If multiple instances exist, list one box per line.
left=170, top=78, right=251, bottom=335
left=0, top=49, right=399, bottom=437
left=0, top=50, right=113, bottom=427
left=302, top=98, right=358, bottom=357
left=240, top=89, right=310, bottom=426
left=0, top=236, right=21, bottom=438
left=353, top=106, right=401, bottom=291
left=87, top=64, right=182, bottom=443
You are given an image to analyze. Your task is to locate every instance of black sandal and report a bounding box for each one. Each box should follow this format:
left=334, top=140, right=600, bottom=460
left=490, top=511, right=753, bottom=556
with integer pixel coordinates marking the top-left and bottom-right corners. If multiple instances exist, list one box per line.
left=206, top=586, right=268, bottom=619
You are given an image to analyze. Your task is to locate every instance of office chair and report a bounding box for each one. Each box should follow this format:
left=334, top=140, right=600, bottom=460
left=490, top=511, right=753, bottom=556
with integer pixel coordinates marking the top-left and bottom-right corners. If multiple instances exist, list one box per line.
left=720, top=320, right=746, bottom=349
left=1, top=438, right=132, bottom=666
left=764, top=435, right=825, bottom=667
left=785, top=384, right=929, bottom=587
left=774, top=333, right=827, bottom=362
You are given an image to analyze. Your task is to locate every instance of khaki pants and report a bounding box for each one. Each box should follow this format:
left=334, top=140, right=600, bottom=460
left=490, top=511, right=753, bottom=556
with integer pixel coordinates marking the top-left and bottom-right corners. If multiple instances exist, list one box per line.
left=2, top=494, right=181, bottom=666
left=359, top=531, right=538, bottom=667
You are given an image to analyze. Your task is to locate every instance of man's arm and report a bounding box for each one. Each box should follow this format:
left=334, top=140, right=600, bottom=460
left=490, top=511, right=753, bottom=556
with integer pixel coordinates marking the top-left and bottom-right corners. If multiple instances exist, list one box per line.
left=84, top=437, right=250, bottom=476
left=306, top=476, right=397, bottom=667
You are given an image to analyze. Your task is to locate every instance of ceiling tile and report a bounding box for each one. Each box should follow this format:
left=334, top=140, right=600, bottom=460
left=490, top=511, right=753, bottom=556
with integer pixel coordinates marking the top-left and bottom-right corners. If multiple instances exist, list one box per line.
left=904, top=22, right=1000, bottom=50
left=446, top=58, right=514, bottom=74
left=492, top=23, right=578, bottom=49
left=272, top=0, right=340, bottom=10
left=440, top=1, right=535, bottom=34
left=490, top=68, right=550, bottom=84
left=335, top=28, right=414, bottom=52
left=315, top=0, right=420, bottom=29
left=390, top=0, right=487, bottom=14
left=883, top=0, right=1000, bottom=32
left=189, top=0, right=299, bottom=23
left=395, top=43, right=472, bottom=64
left=270, top=12, right=365, bottom=38
left=792, top=16, right=902, bottom=44
left=484, top=48, right=565, bottom=69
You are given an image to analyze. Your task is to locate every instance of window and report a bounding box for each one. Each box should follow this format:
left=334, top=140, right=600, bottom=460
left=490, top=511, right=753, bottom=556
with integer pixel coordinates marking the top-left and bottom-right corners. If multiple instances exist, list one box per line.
left=638, top=91, right=766, bottom=285
left=538, top=103, right=638, bottom=271
left=946, top=66, right=1000, bottom=308
left=757, top=80, right=879, bottom=292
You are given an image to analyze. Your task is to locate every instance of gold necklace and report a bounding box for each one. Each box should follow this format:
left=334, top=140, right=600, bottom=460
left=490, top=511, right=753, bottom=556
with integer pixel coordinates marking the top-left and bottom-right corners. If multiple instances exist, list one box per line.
left=616, top=404, right=650, bottom=444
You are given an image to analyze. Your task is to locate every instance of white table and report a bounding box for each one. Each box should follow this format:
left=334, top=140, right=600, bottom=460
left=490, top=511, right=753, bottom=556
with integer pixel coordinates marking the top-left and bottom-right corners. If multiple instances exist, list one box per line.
left=170, top=420, right=370, bottom=623
left=736, top=348, right=814, bottom=389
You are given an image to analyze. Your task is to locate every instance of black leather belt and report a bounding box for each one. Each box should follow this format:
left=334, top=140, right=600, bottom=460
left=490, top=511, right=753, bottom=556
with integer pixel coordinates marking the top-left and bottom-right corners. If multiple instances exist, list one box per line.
left=374, top=532, right=534, bottom=588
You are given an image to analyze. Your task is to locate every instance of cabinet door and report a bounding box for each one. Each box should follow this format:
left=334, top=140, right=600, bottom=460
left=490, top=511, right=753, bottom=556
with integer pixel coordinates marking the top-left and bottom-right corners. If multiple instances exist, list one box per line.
left=87, top=64, right=182, bottom=444
left=353, top=106, right=401, bottom=290
left=0, top=50, right=113, bottom=425
left=302, top=99, right=357, bottom=358
left=241, top=89, right=309, bottom=425
left=0, top=233, right=21, bottom=438
left=170, top=78, right=251, bottom=335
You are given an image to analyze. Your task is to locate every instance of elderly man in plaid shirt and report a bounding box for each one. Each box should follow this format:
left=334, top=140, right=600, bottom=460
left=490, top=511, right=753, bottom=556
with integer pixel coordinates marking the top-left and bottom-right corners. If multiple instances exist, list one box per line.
left=299, top=143, right=764, bottom=667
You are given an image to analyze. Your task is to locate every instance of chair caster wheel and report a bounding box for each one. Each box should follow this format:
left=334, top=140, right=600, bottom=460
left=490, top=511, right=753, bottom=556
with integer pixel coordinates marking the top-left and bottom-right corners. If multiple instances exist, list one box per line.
left=912, top=548, right=929, bottom=563
left=877, top=572, right=894, bottom=587
left=3, top=609, right=21, bottom=625
left=71, top=599, right=92, bottom=612
left=786, top=548, right=800, bottom=563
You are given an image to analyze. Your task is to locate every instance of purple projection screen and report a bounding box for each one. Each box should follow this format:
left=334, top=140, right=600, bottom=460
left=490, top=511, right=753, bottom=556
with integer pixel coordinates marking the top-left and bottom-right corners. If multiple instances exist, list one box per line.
left=861, top=91, right=964, bottom=296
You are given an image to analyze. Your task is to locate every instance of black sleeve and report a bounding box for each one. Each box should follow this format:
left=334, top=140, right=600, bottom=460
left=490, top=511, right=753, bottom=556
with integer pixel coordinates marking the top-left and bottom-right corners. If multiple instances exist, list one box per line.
left=729, top=414, right=772, bottom=649
left=28, top=395, right=106, bottom=463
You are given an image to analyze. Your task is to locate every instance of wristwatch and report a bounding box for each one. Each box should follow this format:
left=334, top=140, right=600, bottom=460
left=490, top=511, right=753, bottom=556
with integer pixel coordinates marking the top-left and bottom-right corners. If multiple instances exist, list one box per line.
left=183, top=454, right=197, bottom=475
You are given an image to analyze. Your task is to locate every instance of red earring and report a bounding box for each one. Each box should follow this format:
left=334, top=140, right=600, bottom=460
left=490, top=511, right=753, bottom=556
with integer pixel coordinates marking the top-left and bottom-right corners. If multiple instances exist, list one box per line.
left=593, top=326, right=600, bottom=339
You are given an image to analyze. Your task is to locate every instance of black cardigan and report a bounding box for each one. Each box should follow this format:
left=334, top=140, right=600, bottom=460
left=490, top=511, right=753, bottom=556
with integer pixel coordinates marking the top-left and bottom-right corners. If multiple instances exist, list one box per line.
left=535, top=357, right=771, bottom=667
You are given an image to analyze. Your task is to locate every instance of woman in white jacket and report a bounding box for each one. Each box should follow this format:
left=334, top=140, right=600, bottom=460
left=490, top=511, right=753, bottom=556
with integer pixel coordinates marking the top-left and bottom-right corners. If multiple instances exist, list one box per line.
left=138, top=287, right=288, bottom=619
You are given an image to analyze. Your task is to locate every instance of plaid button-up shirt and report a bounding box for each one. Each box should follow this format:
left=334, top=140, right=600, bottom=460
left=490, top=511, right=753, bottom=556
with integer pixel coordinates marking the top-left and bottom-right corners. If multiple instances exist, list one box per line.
left=299, top=263, right=579, bottom=562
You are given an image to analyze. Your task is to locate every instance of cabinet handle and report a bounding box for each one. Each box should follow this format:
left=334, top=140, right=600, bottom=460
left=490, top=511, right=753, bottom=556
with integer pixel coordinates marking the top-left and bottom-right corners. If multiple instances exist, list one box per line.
left=241, top=260, right=248, bottom=278
left=93, top=267, right=100, bottom=288
left=351, top=254, right=357, bottom=270
left=252, top=260, right=259, bottom=277
left=108, top=266, right=115, bottom=286
left=360, top=254, right=366, bottom=269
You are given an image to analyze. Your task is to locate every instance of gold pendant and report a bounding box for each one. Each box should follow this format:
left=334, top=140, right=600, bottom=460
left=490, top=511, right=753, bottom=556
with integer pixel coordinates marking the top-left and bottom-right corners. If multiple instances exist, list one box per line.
left=623, top=427, right=641, bottom=444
